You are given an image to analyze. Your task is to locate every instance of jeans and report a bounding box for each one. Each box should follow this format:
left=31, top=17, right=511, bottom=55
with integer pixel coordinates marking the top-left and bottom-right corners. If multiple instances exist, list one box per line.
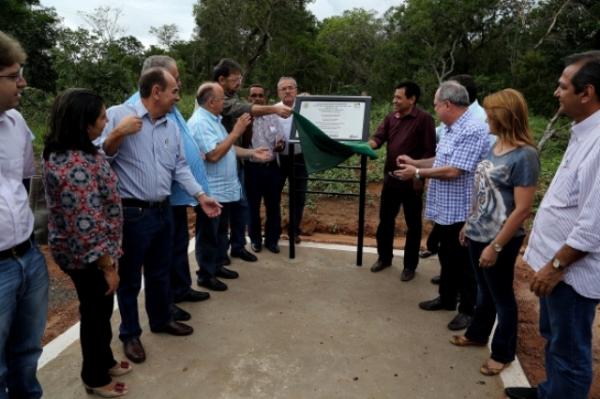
left=375, top=178, right=423, bottom=270
left=117, top=206, right=174, bottom=340
left=229, top=168, right=249, bottom=253
left=437, top=222, right=476, bottom=315
left=537, top=282, right=598, bottom=399
left=66, top=267, right=116, bottom=388
left=245, top=161, right=283, bottom=246
left=279, top=153, right=307, bottom=237
left=465, top=236, right=523, bottom=363
left=0, top=245, right=48, bottom=399
left=171, top=206, right=192, bottom=301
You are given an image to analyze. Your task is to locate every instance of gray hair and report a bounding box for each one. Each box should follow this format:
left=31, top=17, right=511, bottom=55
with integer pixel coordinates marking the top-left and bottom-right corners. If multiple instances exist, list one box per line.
left=277, top=76, right=297, bottom=90
left=195, top=82, right=217, bottom=110
left=142, top=55, right=176, bottom=72
left=437, top=81, right=470, bottom=107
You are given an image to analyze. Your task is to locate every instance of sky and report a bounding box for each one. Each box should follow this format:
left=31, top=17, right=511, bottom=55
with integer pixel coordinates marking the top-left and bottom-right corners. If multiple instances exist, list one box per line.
left=40, top=0, right=400, bottom=46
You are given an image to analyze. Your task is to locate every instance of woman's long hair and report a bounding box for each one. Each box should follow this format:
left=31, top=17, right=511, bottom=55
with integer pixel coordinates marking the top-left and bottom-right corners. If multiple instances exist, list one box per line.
left=43, top=88, right=103, bottom=160
left=483, top=88, right=535, bottom=147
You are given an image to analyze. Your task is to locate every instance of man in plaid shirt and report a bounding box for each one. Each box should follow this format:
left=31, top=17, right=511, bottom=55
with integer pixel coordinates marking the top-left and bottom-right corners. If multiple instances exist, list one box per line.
left=395, top=80, right=490, bottom=331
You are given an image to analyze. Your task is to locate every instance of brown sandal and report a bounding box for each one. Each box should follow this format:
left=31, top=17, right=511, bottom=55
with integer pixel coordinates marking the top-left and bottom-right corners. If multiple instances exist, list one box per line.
left=480, top=359, right=511, bottom=376
left=449, top=335, right=487, bottom=347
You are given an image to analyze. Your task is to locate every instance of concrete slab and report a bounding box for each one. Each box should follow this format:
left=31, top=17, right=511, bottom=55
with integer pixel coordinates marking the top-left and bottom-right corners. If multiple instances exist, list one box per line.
left=38, top=244, right=507, bottom=399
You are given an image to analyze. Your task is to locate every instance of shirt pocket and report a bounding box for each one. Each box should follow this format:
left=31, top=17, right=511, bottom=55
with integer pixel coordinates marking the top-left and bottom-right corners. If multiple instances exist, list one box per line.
left=156, top=133, right=178, bottom=170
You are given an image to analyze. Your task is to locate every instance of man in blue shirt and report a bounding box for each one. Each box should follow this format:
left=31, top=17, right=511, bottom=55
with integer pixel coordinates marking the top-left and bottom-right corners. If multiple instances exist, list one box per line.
left=395, top=81, right=489, bottom=331
left=101, top=68, right=221, bottom=364
left=189, top=82, right=269, bottom=291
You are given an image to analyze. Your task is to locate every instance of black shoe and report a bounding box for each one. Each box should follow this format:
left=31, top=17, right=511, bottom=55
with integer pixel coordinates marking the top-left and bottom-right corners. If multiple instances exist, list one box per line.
left=216, top=266, right=239, bottom=279
left=370, top=259, right=391, bottom=273
left=221, top=256, right=231, bottom=266
left=430, top=275, right=441, bottom=285
left=400, top=269, right=416, bottom=282
left=419, top=296, right=456, bottom=311
left=294, top=235, right=302, bottom=244
left=174, top=289, right=210, bottom=303
left=251, top=242, right=262, bottom=252
left=171, top=304, right=191, bottom=321
left=151, top=320, right=193, bottom=336
left=231, top=248, right=258, bottom=262
left=265, top=243, right=280, bottom=254
left=419, top=249, right=436, bottom=258
left=123, top=337, right=146, bottom=363
left=447, top=313, right=472, bottom=331
left=504, top=387, right=538, bottom=399
left=197, top=276, right=228, bottom=291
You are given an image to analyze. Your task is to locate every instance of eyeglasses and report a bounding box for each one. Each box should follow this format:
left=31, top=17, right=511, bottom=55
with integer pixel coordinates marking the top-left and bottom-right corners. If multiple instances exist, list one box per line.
left=226, top=75, right=243, bottom=83
left=0, top=66, right=25, bottom=82
left=433, top=100, right=448, bottom=109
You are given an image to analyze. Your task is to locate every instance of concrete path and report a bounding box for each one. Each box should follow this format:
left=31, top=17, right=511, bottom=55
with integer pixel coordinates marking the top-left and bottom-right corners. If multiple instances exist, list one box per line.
left=38, top=243, right=508, bottom=399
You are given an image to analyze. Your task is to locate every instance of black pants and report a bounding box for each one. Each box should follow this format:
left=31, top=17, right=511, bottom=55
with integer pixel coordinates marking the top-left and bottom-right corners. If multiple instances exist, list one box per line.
left=426, top=222, right=442, bottom=253
left=195, top=202, right=231, bottom=279
left=245, top=160, right=283, bottom=246
left=171, top=206, right=192, bottom=301
left=279, top=153, right=307, bottom=237
left=437, top=222, right=476, bottom=315
left=465, top=236, right=524, bottom=363
left=375, top=179, right=423, bottom=270
left=66, top=268, right=116, bottom=388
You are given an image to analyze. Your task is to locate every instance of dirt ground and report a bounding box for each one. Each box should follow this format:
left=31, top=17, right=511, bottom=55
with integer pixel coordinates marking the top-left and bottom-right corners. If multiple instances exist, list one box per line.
left=41, top=182, right=600, bottom=398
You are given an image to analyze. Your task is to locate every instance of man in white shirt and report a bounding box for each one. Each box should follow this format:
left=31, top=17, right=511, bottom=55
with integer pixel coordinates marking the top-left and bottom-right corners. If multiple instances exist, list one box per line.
left=505, top=51, right=600, bottom=399
left=276, top=76, right=307, bottom=244
left=0, top=31, right=48, bottom=399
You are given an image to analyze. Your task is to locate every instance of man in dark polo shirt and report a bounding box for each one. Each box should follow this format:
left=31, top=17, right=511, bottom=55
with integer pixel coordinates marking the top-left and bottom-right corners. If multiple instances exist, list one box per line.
left=368, top=82, right=436, bottom=282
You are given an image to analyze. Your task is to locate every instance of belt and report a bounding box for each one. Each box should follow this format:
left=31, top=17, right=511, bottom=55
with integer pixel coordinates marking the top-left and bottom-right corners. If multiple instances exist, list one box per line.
left=122, top=198, right=169, bottom=209
left=251, top=160, right=278, bottom=167
left=0, top=238, right=33, bottom=261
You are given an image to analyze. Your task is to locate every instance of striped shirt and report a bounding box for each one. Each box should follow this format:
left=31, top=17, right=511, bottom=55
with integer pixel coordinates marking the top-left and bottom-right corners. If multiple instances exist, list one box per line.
left=99, top=99, right=204, bottom=202
left=188, top=107, right=241, bottom=203
left=524, top=109, right=600, bottom=299
left=425, top=109, right=490, bottom=225
left=125, top=93, right=211, bottom=206
left=0, top=109, right=36, bottom=250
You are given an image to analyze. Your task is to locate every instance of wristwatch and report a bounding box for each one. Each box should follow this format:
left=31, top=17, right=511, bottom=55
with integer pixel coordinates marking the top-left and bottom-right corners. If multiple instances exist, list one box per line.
left=415, top=168, right=421, bottom=180
left=552, top=258, right=566, bottom=271
left=491, top=242, right=502, bottom=253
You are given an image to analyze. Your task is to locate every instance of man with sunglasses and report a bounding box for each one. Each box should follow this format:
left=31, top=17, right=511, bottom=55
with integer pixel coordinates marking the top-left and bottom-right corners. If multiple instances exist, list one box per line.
left=0, top=31, right=49, bottom=399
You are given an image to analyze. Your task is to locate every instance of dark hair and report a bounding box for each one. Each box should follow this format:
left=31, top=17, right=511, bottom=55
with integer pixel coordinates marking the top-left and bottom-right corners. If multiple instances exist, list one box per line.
left=450, top=74, right=477, bottom=104
left=43, top=89, right=103, bottom=160
left=139, top=67, right=168, bottom=98
left=212, top=58, right=242, bottom=82
left=565, top=51, right=600, bottom=98
left=249, top=83, right=265, bottom=90
left=0, top=31, right=26, bottom=68
left=395, top=81, right=421, bottom=103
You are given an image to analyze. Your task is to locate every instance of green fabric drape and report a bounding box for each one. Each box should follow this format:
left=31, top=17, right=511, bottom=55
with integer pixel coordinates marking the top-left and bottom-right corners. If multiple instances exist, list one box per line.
left=292, top=111, right=377, bottom=174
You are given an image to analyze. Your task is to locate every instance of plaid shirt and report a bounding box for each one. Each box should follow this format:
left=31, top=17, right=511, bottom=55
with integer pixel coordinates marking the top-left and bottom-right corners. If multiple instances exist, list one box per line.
left=425, top=109, right=490, bottom=225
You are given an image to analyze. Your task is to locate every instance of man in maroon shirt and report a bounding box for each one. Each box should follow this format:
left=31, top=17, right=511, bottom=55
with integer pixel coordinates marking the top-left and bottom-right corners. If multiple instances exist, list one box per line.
left=368, top=82, right=436, bottom=281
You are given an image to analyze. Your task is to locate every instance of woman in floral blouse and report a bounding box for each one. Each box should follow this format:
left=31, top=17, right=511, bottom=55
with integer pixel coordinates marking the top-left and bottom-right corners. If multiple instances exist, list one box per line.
left=43, top=88, right=130, bottom=397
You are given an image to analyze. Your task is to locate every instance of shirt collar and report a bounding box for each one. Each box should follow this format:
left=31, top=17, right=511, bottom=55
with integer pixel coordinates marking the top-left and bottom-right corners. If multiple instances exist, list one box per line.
left=394, top=106, right=418, bottom=120
left=197, top=106, right=222, bottom=123
left=571, top=109, right=600, bottom=141
left=132, top=99, right=168, bottom=125
left=447, top=108, right=473, bottom=133
left=0, top=110, right=14, bottom=125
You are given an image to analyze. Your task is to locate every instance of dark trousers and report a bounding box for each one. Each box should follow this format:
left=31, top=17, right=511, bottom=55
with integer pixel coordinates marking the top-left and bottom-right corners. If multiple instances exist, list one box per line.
left=229, top=167, right=249, bottom=253
left=245, top=160, right=283, bottom=246
left=279, top=153, right=307, bottom=236
left=437, top=222, right=476, bottom=315
left=194, top=204, right=224, bottom=280
left=465, top=236, right=524, bottom=363
left=117, top=206, right=173, bottom=340
left=426, top=222, right=442, bottom=253
left=171, top=206, right=192, bottom=301
left=66, top=268, right=116, bottom=388
left=375, top=179, right=423, bottom=270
